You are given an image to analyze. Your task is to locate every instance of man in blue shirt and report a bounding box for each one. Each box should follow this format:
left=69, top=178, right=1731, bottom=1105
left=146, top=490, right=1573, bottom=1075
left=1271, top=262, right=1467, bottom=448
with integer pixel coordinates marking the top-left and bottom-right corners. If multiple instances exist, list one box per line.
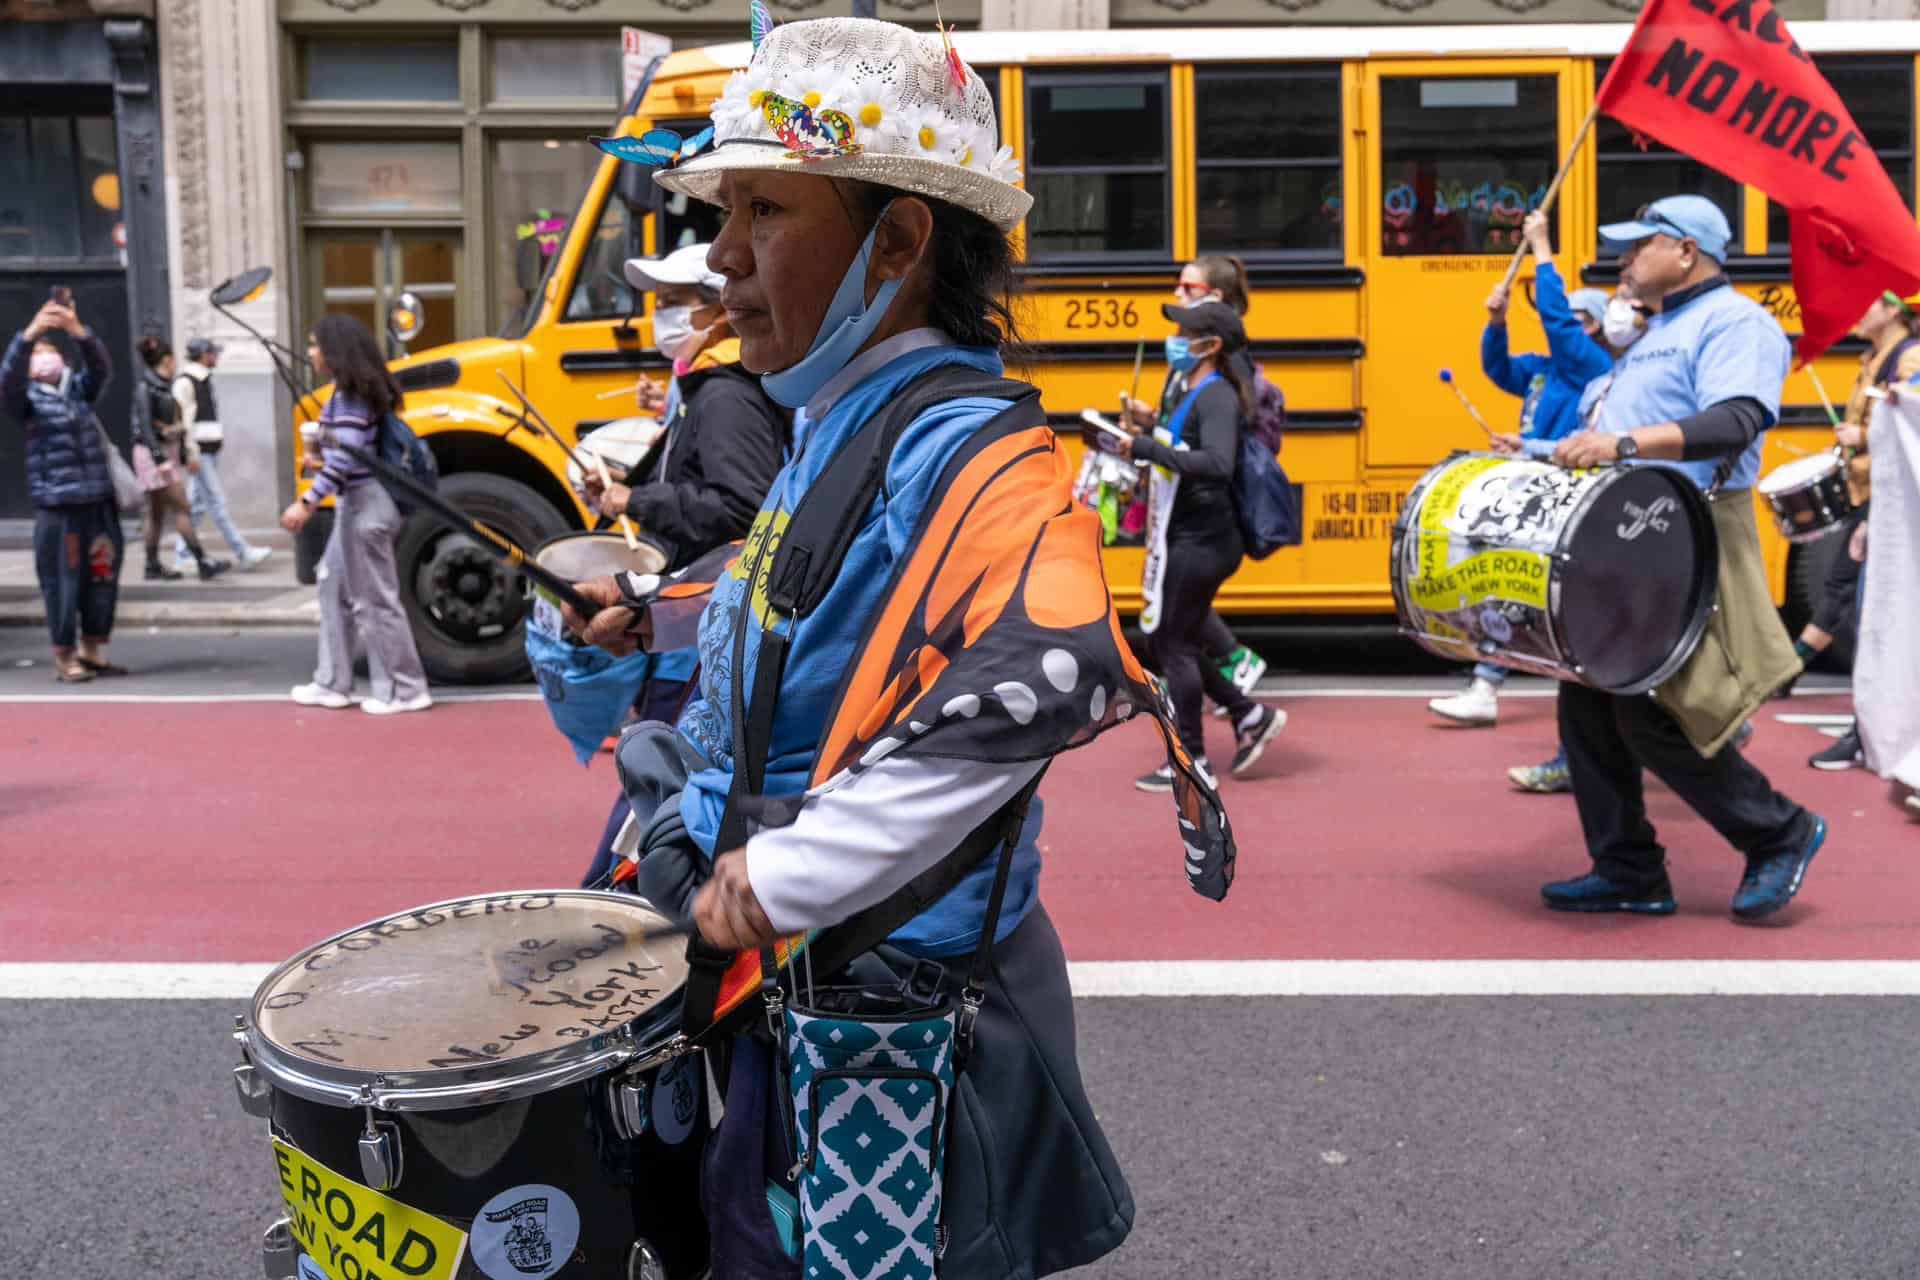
left=1542, top=194, right=1825, bottom=922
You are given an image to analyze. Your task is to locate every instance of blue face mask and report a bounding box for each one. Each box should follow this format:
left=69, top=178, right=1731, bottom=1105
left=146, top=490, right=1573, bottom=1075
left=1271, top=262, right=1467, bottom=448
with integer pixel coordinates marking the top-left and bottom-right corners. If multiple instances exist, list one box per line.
left=762, top=202, right=904, bottom=410
left=1164, top=335, right=1197, bottom=372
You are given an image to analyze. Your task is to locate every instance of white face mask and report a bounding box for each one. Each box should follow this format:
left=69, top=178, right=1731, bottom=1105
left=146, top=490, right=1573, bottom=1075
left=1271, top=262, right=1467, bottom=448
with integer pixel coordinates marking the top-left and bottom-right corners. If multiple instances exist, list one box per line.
left=651, top=304, right=712, bottom=363
left=1603, top=297, right=1645, bottom=350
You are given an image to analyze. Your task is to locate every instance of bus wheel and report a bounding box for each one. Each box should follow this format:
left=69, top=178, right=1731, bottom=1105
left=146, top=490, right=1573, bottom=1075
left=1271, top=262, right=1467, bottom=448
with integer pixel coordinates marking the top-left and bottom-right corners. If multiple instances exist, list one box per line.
left=1783, top=528, right=1851, bottom=657
left=397, top=471, right=571, bottom=685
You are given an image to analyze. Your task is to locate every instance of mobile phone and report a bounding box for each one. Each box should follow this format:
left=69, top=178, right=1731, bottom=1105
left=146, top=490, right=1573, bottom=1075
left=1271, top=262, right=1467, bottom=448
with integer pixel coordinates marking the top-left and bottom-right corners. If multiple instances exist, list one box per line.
left=48, top=286, right=72, bottom=307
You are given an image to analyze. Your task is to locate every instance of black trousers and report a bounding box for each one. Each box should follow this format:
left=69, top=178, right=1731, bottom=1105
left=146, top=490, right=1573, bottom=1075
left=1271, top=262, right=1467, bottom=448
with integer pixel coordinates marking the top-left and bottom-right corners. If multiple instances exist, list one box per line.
left=1809, top=503, right=1867, bottom=637
left=1200, top=611, right=1238, bottom=664
left=1149, top=532, right=1255, bottom=759
left=1557, top=682, right=1809, bottom=888
left=33, top=498, right=122, bottom=648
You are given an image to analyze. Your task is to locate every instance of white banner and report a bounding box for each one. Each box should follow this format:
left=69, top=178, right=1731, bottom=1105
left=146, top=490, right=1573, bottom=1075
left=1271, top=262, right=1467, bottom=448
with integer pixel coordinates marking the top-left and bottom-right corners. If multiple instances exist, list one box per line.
left=1856, top=395, right=1920, bottom=789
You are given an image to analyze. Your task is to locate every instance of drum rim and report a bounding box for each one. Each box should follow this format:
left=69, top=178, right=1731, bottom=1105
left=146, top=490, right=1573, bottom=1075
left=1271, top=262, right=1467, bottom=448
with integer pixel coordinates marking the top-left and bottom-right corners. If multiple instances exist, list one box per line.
left=241, top=889, right=687, bottom=1112
left=1759, top=451, right=1842, bottom=494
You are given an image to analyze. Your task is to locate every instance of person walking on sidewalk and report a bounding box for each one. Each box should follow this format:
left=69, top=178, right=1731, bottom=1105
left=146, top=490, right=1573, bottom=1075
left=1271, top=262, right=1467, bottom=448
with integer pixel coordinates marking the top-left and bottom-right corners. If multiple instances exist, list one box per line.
left=2, top=297, right=125, bottom=682
left=1429, top=209, right=1614, bottom=751
left=169, top=338, right=273, bottom=573
left=280, top=314, right=431, bottom=716
left=134, top=337, right=228, bottom=583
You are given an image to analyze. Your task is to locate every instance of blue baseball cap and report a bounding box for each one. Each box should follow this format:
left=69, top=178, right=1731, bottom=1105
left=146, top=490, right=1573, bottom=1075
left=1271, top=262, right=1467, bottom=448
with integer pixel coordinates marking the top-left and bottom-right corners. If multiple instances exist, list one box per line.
left=1567, top=288, right=1610, bottom=326
left=1599, top=195, right=1733, bottom=263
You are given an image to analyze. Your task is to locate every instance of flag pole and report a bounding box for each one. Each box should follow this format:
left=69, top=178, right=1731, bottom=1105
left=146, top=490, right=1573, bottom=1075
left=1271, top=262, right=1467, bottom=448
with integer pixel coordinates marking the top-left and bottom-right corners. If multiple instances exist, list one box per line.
left=1499, top=101, right=1605, bottom=293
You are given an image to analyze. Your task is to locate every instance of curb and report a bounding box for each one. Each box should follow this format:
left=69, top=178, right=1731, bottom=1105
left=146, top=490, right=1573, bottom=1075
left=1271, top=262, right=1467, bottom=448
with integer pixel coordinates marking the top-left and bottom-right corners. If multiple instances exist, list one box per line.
left=0, top=601, right=318, bottom=629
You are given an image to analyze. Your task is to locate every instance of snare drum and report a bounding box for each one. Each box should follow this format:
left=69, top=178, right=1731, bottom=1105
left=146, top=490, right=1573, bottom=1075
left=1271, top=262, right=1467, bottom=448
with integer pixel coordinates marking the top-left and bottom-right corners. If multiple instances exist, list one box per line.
left=234, top=890, right=707, bottom=1280
left=529, top=533, right=668, bottom=635
left=1392, top=451, right=1717, bottom=694
left=1758, top=451, right=1853, bottom=544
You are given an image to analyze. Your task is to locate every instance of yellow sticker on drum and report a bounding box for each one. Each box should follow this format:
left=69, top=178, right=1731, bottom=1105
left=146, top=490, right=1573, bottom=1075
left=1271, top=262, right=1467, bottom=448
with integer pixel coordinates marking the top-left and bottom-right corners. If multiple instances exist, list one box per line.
left=272, top=1139, right=468, bottom=1280
left=1407, top=548, right=1551, bottom=612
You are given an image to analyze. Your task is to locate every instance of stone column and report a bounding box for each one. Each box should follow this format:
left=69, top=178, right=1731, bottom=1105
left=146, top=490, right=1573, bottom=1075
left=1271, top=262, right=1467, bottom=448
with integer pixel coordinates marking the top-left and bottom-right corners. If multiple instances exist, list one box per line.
left=981, top=0, right=1110, bottom=29
left=156, top=0, right=293, bottom=532
left=1824, top=0, right=1920, bottom=14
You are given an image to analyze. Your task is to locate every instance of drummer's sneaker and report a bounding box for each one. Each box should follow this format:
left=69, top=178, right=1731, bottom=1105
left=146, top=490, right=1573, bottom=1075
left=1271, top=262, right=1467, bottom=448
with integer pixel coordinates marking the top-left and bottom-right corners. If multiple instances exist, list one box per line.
left=1731, top=814, right=1827, bottom=921
left=289, top=682, right=352, bottom=709
left=362, top=692, right=434, bottom=716
left=1134, top=757, right=1216, bottom=793
left=1507, top=752, right=1572, bottom=794
left=1230, top=705, right=1287, bottom=777
left=1429, top=676, right=1499, bottom=726
left=1808, top=725, right=1864, bottom=771
left=1541, top=871, right=1677, bottom=915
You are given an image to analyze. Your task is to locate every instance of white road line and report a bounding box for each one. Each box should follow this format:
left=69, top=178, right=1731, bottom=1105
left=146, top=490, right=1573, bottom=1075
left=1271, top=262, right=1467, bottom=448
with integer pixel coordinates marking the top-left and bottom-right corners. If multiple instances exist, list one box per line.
left=1774, top=713, right=1856, bottom=726
left=7, top=959, right=1920, bottom=1001
left=0, top=691, right=542, bottom=704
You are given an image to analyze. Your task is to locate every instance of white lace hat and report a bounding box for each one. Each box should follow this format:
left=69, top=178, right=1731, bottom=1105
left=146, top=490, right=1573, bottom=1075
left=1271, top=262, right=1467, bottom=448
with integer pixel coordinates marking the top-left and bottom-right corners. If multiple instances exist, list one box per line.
left=654, top=18, right=1031, bottom=233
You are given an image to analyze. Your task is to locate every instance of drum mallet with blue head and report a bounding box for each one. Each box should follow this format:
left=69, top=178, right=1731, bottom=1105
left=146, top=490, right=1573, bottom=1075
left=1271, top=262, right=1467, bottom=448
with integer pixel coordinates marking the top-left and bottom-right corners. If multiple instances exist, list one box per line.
left=1439, top=369, right=1497, bottom=440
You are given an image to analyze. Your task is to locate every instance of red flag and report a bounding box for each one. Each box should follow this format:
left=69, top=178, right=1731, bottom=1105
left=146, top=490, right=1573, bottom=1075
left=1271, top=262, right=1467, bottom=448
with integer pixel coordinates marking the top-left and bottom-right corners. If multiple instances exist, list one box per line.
left=1596, top=0, right=1920, bottom=362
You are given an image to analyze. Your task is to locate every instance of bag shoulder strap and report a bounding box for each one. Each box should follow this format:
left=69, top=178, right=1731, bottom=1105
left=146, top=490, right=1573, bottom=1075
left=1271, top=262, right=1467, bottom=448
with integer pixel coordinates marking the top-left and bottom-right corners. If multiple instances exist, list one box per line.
left=1877, top=337, right=1920, bottom=388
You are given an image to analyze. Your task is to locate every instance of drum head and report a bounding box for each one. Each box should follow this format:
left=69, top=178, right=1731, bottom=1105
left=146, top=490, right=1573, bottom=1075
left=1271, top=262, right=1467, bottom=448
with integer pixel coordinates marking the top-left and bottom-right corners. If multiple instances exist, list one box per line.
left=250, top=891, right=688, bottom=1099
left=1560, top=467, right=1715, bottom=692
left=536, top=532, right=667, bottom=581
left=1758, top=452, right=1839, bottom=495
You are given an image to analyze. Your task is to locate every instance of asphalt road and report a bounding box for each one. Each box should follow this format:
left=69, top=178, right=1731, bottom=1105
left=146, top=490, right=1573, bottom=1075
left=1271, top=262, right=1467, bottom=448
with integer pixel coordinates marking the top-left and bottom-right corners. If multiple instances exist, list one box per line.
left=3, top=997, right=1916, bottom=1280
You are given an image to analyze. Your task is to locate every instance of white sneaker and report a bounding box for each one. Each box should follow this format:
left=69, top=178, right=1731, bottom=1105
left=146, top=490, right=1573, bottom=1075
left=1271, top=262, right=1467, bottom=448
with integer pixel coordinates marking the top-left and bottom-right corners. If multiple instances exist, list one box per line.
left=241, top=546, right=274, bottom=570
left=1429, top=676, right=1499, bottom=726
left=362, top=692, right=433, bottom=716
left=290, top=682, right=352, bottom=709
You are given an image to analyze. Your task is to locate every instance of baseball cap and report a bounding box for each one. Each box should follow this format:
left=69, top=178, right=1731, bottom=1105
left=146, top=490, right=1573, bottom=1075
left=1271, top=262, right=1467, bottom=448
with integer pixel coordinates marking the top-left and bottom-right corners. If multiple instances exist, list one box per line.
left=623, top=242, right=725, bottom=294
left=1162, top=300, right=1247, bottom=350
left=186, top=337, right=223, bottom=359
left=1599, top=195, right=1733, bottom=263
left=1567, top=288, right=1610, bottom=326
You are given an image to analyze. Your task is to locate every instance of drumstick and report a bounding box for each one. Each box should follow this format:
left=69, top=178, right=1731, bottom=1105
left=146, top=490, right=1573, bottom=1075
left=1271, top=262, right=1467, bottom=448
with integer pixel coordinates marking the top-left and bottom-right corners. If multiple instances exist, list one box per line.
left=495, top=371, right=600, bottom=474
left=1438, top=369, right=1497, bottom=439
left=596, top=379, right=650, bottom=401
left=1805, top=364, right=1843, bottom=427
left=342, top=445, right=601, bottom=622
left=595, top=449, right=643, bottom=552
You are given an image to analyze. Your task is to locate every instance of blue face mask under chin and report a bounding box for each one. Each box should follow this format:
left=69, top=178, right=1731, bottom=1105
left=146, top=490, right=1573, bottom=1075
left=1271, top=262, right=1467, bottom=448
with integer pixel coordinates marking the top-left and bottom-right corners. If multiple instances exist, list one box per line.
left=762, top=202, right=904, bottom=410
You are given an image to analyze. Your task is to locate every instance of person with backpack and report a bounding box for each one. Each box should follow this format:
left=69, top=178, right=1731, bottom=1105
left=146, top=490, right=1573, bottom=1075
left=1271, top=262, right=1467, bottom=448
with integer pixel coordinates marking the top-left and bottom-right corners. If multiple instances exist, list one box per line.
left=1428, top=210, right=1615, bottom=794
left=1118, top=299, right=1286, bottom=790
left=1793, top=288, right=1920, bottom=768
left=279, top=313, right=430, bottom=715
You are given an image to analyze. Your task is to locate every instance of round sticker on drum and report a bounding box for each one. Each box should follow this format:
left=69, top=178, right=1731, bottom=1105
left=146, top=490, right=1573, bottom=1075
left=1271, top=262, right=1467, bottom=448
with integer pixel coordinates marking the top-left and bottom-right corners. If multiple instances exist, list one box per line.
left=470, top=1184, right=580, bottom=1280
left=297, top=1255, right=328, bottom=1280
left=651, top=1054, right=699, bottom=1146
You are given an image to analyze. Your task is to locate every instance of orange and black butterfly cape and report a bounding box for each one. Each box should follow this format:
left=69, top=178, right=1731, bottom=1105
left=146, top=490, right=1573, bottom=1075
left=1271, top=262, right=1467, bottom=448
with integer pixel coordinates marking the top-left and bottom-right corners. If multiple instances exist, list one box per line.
left=641, top=396, right=1236, bottom=1030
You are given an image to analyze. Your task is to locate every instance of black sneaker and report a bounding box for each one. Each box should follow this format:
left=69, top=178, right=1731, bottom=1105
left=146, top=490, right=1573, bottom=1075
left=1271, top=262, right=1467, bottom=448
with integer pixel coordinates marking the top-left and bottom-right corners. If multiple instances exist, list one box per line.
left=197, top=557, right=232, bottom=581
left=1809, top=728, right=1863, bottom=771
left=1541, top=871, right=1677, bottom=915
left=143, top=560, right=182, bottom=581
left=1230, top=705, right=1287, bottom=777
left=1731, top=815, right=1827, bottom=921
left=1134, top=765, right=1175, bottom=793
left=1732, top=719, right=1755, bottom=751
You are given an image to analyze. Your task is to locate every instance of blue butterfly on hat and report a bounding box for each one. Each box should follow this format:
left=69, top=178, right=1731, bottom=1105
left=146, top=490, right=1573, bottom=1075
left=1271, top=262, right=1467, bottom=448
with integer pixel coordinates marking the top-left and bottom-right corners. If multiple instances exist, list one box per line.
left=591, top=124, right=716, bottom=171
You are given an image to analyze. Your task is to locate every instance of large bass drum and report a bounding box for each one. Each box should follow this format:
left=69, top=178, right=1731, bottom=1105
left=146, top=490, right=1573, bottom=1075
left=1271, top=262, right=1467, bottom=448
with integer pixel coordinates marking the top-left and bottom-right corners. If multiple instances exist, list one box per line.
left=1391, top=452, right=1717, bottom=695
left=234, top=890, right=708, bottom=1280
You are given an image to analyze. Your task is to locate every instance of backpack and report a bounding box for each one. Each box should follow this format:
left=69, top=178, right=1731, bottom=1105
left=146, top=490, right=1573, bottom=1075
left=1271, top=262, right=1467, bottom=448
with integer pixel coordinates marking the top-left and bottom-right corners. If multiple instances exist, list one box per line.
left=1232, top=425, right=1302, bottom=560
left=378, top=412, right=439, bottom=515
left=1247, top=364, right=1287, bottom=454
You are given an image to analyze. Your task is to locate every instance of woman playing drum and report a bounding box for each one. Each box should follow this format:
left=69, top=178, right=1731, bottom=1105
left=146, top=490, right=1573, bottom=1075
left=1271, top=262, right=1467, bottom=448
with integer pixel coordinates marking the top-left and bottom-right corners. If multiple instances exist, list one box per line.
left=564, top=16, right=1232, bottom=1278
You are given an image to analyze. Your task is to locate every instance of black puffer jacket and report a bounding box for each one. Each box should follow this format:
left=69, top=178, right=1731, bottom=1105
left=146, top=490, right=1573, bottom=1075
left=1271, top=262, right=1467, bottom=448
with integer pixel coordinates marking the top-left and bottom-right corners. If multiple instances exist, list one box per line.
left=1, top=330, right=113, bottom=510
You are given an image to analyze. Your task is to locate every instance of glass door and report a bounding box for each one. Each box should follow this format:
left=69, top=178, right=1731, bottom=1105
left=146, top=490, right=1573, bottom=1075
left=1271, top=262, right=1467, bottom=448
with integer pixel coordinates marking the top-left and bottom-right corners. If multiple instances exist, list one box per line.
left=1360, top=62, right=1576, bottom=470
left=307, top=229, right=460, bottom=358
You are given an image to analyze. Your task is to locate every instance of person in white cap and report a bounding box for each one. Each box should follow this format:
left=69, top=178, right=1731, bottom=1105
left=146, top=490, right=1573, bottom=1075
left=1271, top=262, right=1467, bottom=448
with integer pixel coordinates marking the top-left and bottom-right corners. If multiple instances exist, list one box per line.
left=583, top=242, right=787, bottom=572
left=169, top=337, right=273, bottom=572
left=561, top=15, right=1235, bottom=1278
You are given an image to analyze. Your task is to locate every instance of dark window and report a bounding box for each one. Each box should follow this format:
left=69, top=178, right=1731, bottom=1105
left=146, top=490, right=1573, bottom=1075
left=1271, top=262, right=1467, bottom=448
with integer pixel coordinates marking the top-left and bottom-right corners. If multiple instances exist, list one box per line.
left=1195, top=66, right=1341, bottom=258
left=650, top=116, right=726, bottom=257
left=1594, top=59, right=1744, bottom=258
left=303, top=38, right=459, bottom=102
left=1766, top=56, right=1912, bottom=251
left=566, top=185, right=646, bottom=322
left=0, top=113, right=119, bottom=263
left=1024, top=71, right=1169, bottom=260
left=1379, top=76, right=1558, bottom=257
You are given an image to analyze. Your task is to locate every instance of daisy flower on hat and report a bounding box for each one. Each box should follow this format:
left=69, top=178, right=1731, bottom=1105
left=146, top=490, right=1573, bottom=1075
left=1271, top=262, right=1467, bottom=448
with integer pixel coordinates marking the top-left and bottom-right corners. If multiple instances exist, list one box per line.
left=658, top=16, right=1031, bottom=233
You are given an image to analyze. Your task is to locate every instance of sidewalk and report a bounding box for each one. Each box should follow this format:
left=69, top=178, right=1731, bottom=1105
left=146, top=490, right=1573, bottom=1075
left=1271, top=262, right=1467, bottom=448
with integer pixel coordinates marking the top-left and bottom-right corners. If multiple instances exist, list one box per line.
left=0, top=527, right=317, bottom=630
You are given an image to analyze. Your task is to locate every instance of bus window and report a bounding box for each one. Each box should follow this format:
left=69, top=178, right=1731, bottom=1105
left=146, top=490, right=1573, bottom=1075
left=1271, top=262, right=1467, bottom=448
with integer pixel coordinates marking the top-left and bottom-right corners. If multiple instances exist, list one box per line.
left=1023, top=70, right=1170, bottom=259
left=564, top=186, right=645, bottom=321
left=1378, top=76, right=1556, bottom=257
left=651, top=115, right=727, bottom=255
left=1593, top=59, right=1743, bottom=256
left=1765, top=55, right=1912, bottom=251
left=1195, top=65, right=1341, bottom=258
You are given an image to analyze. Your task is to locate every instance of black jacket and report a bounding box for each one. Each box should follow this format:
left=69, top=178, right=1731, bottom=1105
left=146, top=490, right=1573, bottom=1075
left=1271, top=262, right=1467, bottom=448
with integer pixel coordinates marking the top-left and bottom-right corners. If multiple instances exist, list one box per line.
left=623, top=361, right=788, bottom=570
left=2, top=331, right=113, bottom=510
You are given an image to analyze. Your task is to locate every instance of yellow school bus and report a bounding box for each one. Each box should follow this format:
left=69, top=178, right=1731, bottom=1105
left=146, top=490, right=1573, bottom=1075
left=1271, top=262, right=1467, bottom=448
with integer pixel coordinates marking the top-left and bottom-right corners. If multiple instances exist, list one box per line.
left=305, top=20, right=1920, bottom=682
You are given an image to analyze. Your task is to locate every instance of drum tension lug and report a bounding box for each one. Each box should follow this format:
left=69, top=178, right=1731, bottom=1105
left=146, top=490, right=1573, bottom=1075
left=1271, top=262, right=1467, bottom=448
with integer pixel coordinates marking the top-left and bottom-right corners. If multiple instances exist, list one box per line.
left=608, top=1073, right=651, bottom=1142
left=261, top=1217, right=298, bottom=1280
left=358, top=1108, right=403, bottom=1192
left=233, top=1060, right=272, bottom=1119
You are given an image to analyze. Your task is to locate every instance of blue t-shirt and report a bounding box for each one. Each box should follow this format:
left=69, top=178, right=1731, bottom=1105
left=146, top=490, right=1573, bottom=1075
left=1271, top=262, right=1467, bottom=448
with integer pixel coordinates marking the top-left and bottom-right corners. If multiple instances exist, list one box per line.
left=1479, top=261, right=1613, bottom=445
left=675, top=342, right=1042, bottom=957
left=1577, top=277, right=1789, bottom=491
